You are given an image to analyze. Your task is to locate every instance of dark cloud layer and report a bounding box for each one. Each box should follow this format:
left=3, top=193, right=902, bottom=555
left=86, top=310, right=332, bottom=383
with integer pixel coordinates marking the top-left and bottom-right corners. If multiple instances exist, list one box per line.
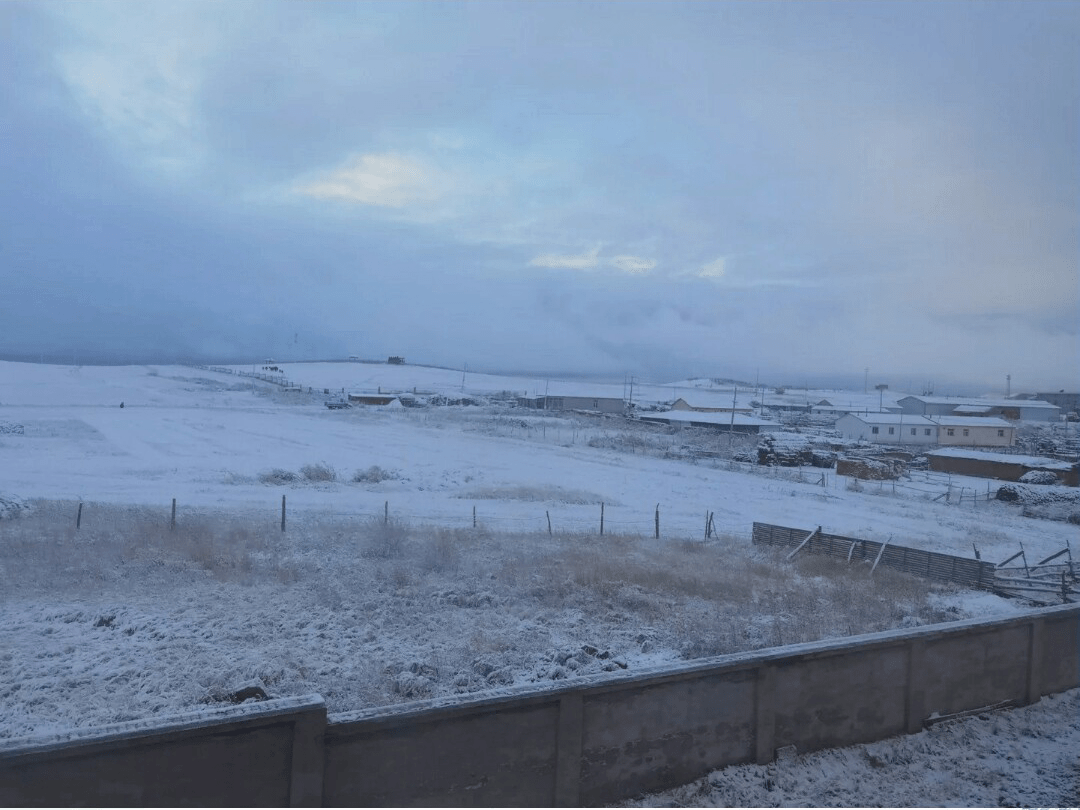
left=1, top=1, right=1077, bottom=390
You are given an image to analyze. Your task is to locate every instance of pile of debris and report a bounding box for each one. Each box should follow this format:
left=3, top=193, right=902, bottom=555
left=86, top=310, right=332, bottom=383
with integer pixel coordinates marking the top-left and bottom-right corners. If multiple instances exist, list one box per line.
left=757, top=433, right=837, bottom=468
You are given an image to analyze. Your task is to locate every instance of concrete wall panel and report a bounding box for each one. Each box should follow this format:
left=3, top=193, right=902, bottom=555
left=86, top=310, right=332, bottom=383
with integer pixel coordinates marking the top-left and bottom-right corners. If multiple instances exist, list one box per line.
left=1041, top=617, right=1080, bottom=694
left=324, top=702, right=559, bottom=806
left=922, top=625, right=1029, bottom=714
left=772, top=646, right=908, bottom=752
left=579, top=671, right=756, bottom=802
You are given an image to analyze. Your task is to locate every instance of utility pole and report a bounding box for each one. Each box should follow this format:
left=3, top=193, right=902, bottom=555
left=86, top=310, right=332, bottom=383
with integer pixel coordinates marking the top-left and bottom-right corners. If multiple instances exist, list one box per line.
left=864, top=367, right=869, bottom=394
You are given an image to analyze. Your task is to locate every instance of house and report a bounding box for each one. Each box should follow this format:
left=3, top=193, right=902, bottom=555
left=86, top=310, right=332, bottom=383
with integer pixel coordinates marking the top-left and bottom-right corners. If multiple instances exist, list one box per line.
left=835, top=414, right=939, bottom=445
left=670, top=398, right=752, bottom=414
left=926, top=448, right=1078, bottom=486
left=517, top=394, right=625, bottom=413
left=638, top=410, right=782, bottom=434
left=897, top=395, right=1059, bottom=422
left=931, top=416, right=1014, bottom=447
left=347, top=394, right=400, bottom=406
left=1035, top=392, right=1080, bottom=418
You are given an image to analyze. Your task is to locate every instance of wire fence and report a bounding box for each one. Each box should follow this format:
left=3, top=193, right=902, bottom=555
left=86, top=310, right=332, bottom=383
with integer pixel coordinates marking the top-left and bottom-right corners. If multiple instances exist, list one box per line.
left=60, top=496, right=752, bottom=542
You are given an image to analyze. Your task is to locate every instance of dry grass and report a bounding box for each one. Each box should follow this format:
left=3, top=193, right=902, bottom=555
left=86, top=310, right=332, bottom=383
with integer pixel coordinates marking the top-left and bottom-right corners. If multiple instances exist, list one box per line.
left=1, top=500, right=964, bottom=715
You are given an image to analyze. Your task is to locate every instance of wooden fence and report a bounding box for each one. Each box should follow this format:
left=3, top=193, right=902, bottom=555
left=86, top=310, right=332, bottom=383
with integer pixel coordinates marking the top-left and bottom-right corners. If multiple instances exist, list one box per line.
left=752, top=522, right=997, bottom=590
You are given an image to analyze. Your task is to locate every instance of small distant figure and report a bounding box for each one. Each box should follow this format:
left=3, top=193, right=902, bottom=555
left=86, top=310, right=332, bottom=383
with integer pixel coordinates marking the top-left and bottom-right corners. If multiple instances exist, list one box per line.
left=120, top=402, right=124, bottom=409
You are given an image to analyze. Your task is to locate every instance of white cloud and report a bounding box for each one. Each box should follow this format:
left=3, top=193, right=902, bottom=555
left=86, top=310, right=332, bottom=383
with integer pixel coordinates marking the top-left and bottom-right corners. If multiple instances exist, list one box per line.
left=699, top=257, right=726, bottom=278
left=295, top=153, right=442, bottom=208
left=529, top=246, right=602, bottom=270
left=46, top=3, right=228, bottom=174
left=610, top=255, right=656, bottom=275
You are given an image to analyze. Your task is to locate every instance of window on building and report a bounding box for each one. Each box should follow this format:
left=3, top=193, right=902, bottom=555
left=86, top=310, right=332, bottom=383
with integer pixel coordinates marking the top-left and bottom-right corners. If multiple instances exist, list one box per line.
left=963, top=429, right=969, bottom=436
left=592, top=399, right=599, bottom=408
left=871, top=427, right=879, bottom=434
left=924, top=429, right=932, bottom=436
left=947, top=428, right=955, bottom=436
left=888, top=427, right=895, bottom=434
left=997, top=429, right=1004, bottom=437
left=910, top=428, right=916, bottom=435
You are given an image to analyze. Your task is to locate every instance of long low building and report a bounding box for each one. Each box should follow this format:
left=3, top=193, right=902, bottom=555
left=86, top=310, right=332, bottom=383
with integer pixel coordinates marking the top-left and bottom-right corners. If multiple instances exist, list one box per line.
left=897, top=395, right=1060, bottom=422
left=517, top=394, right=625, bottom=413
left=927, top=448, right=1078, bottom=486
left=638, top=410, right=782, bottom=434
left=835, top=414, right=939, bottom=445
left=835, top=414, right=1016, bottom=447
left=933, top=416, right=1015, bottom=447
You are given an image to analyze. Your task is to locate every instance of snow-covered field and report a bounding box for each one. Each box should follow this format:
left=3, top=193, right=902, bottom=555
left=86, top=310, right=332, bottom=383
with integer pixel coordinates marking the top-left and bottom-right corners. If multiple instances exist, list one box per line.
left=1, top=360, right=1076, bottom=804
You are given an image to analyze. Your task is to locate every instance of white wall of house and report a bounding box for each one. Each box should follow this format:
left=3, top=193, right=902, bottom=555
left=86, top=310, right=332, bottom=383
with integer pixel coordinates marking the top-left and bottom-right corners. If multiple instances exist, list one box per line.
left=835, top=415, right=938, bottom=445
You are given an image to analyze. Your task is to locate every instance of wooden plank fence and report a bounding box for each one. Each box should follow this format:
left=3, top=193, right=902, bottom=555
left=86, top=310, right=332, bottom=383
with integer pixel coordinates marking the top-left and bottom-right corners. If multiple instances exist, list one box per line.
left=752, top=522, right=997, bottom=591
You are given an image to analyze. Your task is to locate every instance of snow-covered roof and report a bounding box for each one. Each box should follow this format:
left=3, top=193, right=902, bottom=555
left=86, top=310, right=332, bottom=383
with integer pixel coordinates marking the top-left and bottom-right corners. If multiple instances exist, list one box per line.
left=900, top=395, right=1059, bottom=410
left=952, top=405, right=993, bottom=414
left=672, top=398, right=750, bottom=411
left=926, top=448, right=1074, bottom=470
left=837, top=414, right=937, bottom=426
left=641, top=410, right=780, bottom=427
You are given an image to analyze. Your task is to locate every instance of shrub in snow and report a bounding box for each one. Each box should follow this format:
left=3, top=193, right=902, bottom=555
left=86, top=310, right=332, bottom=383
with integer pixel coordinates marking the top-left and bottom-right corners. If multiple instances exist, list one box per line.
left=300, top=462, right=337, bottom=482
left=996, top=483, right=1080, bottom=506
left=352, top=465, right=399, bottom=484
left=0, top=421, right=24, bottom=435
left=1018, top=470, right=1060, bottom=486
left=361, top=520, right=408, bottom=559
left=0, top=495, right=29, bottom=520
left=258, top=468, right=298, bottom=485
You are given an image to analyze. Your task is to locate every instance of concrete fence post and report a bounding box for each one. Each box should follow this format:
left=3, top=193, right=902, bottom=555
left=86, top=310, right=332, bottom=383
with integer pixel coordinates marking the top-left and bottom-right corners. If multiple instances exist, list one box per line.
left=1025, top=618, right=1046, bottom=705
left=554, top=693, right=584, bottom=806
left=905, top=639, right=927, bottom=734
left=755, top=665, right=776, bottom=764
left=289, top=704, right=327, bottom=806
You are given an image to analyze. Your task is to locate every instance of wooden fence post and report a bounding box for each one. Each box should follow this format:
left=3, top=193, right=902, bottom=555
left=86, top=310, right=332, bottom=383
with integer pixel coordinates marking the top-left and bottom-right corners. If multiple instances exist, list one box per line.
left=870, top=535, right=891, bottom=575
left=600, top=502, right=604, bottom=536
left=171, top=498, right=176, bottom=530
left=473, top=504, right=477, bottom=528
left=76, top=502, right=83, bottom=530
left=546, top=510, right=552, bottom=536
left=384, top=500, right=388, bottom=524
left=281, top=495, right=286, bottom=532
left=654, top=504, right=659, bottom=539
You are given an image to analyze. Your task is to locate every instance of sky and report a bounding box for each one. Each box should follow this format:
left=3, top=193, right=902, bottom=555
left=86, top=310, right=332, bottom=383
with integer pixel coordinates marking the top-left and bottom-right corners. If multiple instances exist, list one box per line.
left=1, top=1, right=1077, bottom=392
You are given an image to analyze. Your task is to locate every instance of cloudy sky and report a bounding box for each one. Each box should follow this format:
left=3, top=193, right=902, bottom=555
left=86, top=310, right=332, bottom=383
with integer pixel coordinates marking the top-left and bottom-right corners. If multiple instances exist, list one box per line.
left=2, top=1, right=1077, bottom=391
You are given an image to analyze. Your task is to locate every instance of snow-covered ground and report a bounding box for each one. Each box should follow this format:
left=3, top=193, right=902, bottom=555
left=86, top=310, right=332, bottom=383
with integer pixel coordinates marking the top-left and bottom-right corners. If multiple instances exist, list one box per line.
left=1, top=361, right=1076, bottom=803
left=1, top=362, right=1073, bottom=559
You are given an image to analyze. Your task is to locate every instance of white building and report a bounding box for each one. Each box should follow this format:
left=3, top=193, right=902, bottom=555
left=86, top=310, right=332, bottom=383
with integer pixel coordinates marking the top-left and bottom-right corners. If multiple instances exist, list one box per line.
left=835, top=414, right=939, bottom=445
left=639, top=410, right=782, bottom=434
left=897, top=396, right=1059, bottom=422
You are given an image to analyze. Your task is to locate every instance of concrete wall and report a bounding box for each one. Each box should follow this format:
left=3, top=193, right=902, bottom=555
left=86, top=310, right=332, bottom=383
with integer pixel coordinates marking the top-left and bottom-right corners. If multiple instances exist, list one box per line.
left=3, top=607, right=1078, bottom=806
left=0, top=696, right=326, bottom=807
